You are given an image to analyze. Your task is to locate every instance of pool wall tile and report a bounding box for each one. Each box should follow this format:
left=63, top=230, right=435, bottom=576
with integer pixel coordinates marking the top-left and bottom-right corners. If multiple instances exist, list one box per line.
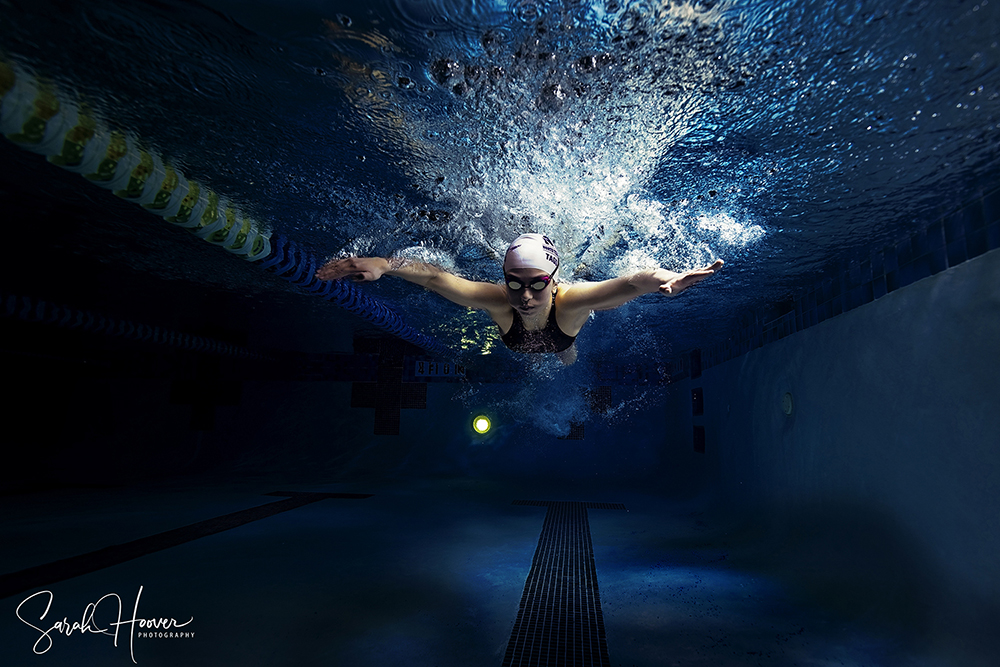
left=967, top=228, right=989, bottom=259
left=690, top=349, right=702, bottom=379
left=966, top=199, right=986, bottom=230
left=871, top=249, right=885, bottom=276
left=896, top=237, right=913, bottom=265
left=873, top=275, right=888, bottom=299
left=911, top=228, right=929, bottom=257
left=985, top=189, right=1000, bottom=223
left=945, top=211, right=966, bottom=242
left=930, top=247, right=948, bottom=274
left=988, top=222, right=1000, bottom=250
left=859, top=258, right=872, bottom=282
left=926, top=221, right=945, bottom=249
left=947, top=238, right=967, bottom=267
left=886, top=270, right=899, bottom=293
left=884, top=244, right=899, bottom=272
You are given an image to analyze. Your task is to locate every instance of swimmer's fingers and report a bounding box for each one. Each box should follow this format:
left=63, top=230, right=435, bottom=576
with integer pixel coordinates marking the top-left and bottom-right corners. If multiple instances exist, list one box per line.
left=659, top=260, right=723, bottom=295
left=661, top=270, right=713, bottom=293
left=315, top=257, right=387, bottom=282
left=315, top=259, right=352, bottom=281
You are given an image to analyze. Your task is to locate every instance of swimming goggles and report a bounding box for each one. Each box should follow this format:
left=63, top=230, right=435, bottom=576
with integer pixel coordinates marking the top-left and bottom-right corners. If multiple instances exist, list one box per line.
left=505, top=275, right=552, bottom=292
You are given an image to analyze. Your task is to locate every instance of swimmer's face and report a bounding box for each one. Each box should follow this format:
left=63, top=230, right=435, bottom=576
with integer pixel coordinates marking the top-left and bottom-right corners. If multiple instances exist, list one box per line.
left=504, top=266, right=553, bottom=314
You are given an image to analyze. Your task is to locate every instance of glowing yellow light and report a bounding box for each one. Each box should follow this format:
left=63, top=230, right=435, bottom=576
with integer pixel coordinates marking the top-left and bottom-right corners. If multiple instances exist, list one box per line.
left=472, top=415, right=491, bottom=434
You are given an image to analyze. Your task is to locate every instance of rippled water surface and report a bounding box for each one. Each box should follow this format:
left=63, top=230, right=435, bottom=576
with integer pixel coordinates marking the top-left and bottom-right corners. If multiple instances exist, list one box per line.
left=1, top=0, right=998, bottom=360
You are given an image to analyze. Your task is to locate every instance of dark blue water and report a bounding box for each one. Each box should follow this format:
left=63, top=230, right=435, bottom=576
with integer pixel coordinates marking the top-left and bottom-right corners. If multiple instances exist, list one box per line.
left=1, top=0, right=998, bottom=359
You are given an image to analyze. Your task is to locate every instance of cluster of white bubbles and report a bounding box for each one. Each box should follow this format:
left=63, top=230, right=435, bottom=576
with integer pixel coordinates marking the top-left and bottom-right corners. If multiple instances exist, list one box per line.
left=347, top=0, right=770, bottom=436
left=400, top=2, right=764, bottom=278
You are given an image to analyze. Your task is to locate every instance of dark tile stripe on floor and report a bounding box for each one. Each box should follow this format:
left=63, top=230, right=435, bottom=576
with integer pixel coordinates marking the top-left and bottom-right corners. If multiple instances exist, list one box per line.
left=0, top=491, right=371, bottom=600
left=504, top=500, right=626, bottom=667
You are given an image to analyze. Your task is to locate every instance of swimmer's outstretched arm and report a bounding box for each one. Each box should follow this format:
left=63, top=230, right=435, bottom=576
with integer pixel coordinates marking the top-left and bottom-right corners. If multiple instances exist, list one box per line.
left=560, top=260, right=724, bottom=318
left=316, top=256, right=508, bottom=313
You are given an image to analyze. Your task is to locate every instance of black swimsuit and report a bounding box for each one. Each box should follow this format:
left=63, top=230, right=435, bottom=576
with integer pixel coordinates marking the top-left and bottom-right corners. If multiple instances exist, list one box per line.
left=500, top=295, right=577, bottom=354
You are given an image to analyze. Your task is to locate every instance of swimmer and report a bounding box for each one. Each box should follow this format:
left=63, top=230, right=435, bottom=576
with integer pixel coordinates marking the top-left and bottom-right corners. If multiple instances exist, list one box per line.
left=316, top=234, right=723, bottom=364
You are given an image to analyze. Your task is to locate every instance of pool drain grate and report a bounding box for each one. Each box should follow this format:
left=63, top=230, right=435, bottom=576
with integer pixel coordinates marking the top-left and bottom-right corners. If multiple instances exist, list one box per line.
left=504, top=500, right=626, bottom=667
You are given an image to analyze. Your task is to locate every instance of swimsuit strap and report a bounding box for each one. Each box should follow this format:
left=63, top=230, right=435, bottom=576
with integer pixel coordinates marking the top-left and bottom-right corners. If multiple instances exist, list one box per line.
left=500, top=288, right=576, bottom=354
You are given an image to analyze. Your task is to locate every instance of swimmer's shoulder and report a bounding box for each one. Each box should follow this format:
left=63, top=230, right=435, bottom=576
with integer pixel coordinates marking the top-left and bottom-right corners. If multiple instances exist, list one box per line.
left=553, top=282, right=591, bottom=336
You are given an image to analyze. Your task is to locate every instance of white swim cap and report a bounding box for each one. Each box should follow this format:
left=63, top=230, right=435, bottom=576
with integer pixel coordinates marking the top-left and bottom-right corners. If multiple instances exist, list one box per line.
left=503, top=233, right=559, bottom=275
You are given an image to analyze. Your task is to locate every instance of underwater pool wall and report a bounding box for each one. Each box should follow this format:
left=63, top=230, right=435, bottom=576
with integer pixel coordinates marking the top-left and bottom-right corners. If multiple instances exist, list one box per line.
left=677, top=246, right=1000, bottom=655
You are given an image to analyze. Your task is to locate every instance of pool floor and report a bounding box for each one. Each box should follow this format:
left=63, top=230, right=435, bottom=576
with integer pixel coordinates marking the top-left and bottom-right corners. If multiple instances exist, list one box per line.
left=0, top=476, right=970, bottom=666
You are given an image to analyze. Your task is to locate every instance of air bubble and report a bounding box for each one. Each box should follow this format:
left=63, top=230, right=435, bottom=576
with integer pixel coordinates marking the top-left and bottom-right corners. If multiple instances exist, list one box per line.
left=464, top=65, right=483, bottom=84
left=577, top=55, right=598, bottom=72
left=481, top=29, right=506, bottom=55
left=537, top=83, right=567, bottom=111
left=514, top=0, right=543, bottom=23
left=430, top=58, right=461, bottom=85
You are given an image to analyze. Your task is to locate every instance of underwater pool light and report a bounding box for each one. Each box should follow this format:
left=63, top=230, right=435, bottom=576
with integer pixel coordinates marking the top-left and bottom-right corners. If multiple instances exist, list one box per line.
left=472, top=415, right=492, bottom=434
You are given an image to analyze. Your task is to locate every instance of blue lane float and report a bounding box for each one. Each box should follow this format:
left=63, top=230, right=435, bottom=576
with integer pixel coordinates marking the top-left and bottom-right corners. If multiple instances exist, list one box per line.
left=258, top=234, right=448, bottom=355
left=0, top=60, right=447, bottom=357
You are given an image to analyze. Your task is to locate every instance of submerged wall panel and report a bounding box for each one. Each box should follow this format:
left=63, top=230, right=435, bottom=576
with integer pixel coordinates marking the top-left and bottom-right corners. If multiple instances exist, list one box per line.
left=688, top=248, right=1000, bottom=661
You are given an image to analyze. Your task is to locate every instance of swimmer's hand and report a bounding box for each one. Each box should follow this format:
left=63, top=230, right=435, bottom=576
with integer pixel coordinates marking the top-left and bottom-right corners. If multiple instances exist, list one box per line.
left=315, top=257, right=390, bottom=282
left=658, top=259, right=724, bottom=296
